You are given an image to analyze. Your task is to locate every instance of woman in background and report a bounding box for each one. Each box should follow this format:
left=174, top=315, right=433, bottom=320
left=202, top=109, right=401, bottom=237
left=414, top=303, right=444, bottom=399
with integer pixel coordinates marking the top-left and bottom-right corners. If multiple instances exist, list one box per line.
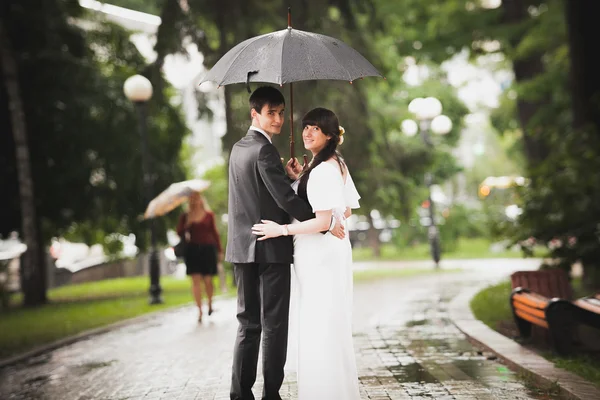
left=176, top=192, right=223, bottom=322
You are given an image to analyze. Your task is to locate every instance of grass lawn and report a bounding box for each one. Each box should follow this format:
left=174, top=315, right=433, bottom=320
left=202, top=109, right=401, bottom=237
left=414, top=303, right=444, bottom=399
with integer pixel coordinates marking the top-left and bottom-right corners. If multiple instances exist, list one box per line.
left=470, top=279, right=600, bottom=388
left=0, top=275, right=235, bottom=360
left=0, top=266, right=456, bottom=360
left=470, top=280, right=514, bottom=330
left=353, top=238, right=547, bottom=262
left=11, top=276, right=194, bottom=304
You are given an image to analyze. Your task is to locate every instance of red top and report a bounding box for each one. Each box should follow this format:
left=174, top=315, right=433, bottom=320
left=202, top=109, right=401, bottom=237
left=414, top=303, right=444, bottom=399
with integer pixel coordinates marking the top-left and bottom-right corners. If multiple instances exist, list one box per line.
left=176, top=212, right=222, bottom=253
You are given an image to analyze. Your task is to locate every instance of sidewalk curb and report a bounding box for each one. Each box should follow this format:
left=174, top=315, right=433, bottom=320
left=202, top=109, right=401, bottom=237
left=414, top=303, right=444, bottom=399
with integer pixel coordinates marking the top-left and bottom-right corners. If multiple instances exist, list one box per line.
left=0, top=291, right=234, bottom=370
left=449, top=284, right=600, bottom=400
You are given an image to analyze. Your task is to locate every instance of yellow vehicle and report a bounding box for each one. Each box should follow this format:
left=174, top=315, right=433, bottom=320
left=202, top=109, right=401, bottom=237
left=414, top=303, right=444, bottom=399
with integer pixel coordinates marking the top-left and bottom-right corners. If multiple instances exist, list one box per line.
left=479, top=176, right=528, bottom=220
left=478, top=176, right=527, bottom=198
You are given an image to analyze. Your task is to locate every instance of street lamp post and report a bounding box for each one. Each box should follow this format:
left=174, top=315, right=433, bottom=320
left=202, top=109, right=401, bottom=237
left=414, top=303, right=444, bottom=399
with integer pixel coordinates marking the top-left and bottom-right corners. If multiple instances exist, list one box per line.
left=123, top=74, right=162, bottom=304
left=403, top=97, right=453, bottom=268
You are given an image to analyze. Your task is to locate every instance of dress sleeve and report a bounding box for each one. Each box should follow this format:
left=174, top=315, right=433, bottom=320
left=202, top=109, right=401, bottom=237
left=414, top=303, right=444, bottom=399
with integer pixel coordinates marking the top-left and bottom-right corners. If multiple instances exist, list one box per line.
left=307, top=164, right=345, bottom=212
left=344, top=171, right=361, bottom=209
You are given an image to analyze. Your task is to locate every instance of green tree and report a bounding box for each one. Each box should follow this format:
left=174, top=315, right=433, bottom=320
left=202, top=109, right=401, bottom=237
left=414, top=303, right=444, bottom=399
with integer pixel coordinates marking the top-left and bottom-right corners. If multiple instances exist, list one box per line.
left=0, top=17, right=45, bottom=306
left=366, top=0, right=600, bottom=288
left=0, top=0, right=189, bottom=304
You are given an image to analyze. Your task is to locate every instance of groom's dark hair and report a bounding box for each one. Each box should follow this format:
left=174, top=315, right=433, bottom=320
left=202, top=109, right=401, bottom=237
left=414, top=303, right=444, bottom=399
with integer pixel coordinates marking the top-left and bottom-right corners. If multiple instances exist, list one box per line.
left=249, top=86, right=285, bottom=114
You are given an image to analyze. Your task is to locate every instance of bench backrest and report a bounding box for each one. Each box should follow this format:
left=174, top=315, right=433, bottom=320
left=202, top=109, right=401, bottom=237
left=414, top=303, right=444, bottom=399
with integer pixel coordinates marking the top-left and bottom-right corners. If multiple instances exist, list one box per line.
left=510, top=269, right=572, bottom=300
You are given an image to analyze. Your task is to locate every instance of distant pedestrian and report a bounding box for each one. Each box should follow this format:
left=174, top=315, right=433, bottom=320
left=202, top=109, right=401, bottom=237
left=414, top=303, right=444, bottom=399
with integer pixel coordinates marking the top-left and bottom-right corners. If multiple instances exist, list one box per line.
left=176, top=192, right=223, bottom=322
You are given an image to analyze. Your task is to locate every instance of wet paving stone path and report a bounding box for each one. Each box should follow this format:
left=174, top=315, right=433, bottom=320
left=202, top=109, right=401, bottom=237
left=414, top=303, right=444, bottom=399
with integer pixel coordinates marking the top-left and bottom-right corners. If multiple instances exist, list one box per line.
left=0, top=260, right=556, bottom=399
left=354, top=286, right=557, bottom=400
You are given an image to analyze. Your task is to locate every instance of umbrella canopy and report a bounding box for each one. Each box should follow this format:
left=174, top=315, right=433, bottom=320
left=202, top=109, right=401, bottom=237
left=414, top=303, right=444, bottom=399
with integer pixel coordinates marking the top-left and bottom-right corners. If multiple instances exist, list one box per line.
left=144, top=179, right=210, bottom=219
left=199, top=28, right=383, bottom=86
left=199, top=9, right=383, bottom=160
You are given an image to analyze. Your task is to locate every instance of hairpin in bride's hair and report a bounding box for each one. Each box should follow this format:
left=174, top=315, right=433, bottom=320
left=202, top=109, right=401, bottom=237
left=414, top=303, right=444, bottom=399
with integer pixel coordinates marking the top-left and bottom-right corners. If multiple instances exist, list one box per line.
left=338, top=126, right=345, bottom=145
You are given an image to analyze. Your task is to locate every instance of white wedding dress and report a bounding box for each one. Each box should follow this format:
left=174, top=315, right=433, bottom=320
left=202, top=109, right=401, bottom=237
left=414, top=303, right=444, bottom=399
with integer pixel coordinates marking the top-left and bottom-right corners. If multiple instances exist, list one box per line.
left=289, top=162, right=361, bottom=400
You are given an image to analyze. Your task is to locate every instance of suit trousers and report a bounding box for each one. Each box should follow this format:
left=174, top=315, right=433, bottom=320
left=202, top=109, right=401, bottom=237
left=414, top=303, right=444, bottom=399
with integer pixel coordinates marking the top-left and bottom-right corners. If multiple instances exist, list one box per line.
left=230, top=263, right=291, bottom=400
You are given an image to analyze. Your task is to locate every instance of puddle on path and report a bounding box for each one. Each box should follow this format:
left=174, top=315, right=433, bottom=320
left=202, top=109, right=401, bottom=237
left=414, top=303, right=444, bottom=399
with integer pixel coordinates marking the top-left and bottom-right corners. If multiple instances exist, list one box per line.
left=23, top=374, right=50, bottom=386
left=72, top=359, right=117, bottom=375
left=0, top=358, right=118, bottom=400
left=24, top=354, right=52, bottom=367
left=362, top=288, right=562, bottom=399
left=389, top=362, right=438, bottom=384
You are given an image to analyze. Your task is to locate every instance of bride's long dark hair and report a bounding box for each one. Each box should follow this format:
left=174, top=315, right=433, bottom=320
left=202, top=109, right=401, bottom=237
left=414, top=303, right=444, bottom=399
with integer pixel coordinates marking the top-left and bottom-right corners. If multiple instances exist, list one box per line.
left=298, top=108, right=345, bottom=199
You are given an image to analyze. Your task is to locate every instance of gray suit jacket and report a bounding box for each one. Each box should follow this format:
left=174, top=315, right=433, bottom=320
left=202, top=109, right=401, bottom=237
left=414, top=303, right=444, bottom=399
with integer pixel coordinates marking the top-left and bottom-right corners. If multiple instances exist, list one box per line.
left=225, top=130, right=314, bottom=264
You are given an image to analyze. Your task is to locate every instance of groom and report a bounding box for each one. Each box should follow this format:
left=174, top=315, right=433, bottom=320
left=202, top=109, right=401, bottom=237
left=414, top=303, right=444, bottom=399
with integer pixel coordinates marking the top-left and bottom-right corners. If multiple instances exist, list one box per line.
left=226, top=86, right=342, bottom=400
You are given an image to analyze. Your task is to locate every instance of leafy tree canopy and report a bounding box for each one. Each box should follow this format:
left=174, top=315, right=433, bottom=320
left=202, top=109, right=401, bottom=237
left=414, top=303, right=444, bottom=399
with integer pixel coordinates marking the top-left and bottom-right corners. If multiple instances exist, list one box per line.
left=1, top=1, right=188, bottom=252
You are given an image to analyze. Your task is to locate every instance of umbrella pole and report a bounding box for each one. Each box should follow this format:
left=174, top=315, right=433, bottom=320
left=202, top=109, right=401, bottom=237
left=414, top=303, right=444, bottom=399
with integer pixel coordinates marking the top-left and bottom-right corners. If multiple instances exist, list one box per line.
left=287, top=8, right=297, bottom=163
left=287, top=8, right=308, bottom=169
left=289, top=82, right=295, bottom=160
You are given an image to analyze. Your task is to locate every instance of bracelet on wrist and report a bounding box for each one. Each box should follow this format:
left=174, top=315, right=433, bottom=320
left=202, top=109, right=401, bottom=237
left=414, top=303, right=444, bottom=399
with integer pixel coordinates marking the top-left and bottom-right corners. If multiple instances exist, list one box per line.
left=328, top=216, right=335, bottom=232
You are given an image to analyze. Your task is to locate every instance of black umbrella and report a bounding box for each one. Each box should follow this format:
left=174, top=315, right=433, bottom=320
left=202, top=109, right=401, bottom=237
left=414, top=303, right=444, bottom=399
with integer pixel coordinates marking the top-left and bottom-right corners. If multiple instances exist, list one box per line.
left=199, top=8, right=383, bottom=159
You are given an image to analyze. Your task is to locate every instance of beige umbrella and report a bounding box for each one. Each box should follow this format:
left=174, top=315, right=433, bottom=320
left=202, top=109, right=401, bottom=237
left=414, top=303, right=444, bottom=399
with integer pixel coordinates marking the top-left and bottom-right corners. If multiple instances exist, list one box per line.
left=144, top=179, right=211, bottom=219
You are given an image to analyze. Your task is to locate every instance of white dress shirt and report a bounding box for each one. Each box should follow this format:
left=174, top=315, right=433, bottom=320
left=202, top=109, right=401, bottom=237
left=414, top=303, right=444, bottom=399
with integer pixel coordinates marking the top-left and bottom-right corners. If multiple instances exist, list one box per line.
left=250, top=126, right=272, bottom=143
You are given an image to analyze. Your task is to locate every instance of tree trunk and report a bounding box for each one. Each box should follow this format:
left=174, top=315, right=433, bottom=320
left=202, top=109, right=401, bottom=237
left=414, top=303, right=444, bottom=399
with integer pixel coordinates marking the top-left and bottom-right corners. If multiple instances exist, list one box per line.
left=0, top=21, right=46, bottom=306
left=565, top=0, right=600, bottom=131
left=222, top=86, right=235, bottom=154
left=581, top=262, right=600, bottom=292
left=501, top=0, right=549, bottom=165
left=216, top=2, right=236, bottom=156
left=565, top=1, right=600, bottom=291
left=367, top=212, right=381, bottom=258
left=150, top=0, right=186, bottom=104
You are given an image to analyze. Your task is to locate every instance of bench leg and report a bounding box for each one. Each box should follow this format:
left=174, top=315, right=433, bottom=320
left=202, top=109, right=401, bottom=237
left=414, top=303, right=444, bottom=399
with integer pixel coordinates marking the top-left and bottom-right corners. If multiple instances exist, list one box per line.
left=514, top=317, right=532, bottom=339
left=546, top=302, right=575, bottom=355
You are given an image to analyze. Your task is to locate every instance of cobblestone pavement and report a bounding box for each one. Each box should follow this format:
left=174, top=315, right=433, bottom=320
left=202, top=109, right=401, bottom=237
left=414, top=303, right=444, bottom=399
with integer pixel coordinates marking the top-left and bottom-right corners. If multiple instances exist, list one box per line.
left=0, top=260, right=555, bottom=400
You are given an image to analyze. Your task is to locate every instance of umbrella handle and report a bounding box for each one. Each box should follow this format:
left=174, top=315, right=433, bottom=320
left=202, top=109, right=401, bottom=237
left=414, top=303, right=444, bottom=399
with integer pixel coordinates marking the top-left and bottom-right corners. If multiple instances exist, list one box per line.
left=246, top=71, right=258, bottom=93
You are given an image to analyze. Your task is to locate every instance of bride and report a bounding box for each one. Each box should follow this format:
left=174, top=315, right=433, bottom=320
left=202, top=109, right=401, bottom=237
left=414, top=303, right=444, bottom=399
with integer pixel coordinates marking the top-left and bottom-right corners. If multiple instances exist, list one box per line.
left=252, top=107, right=361, bottom=399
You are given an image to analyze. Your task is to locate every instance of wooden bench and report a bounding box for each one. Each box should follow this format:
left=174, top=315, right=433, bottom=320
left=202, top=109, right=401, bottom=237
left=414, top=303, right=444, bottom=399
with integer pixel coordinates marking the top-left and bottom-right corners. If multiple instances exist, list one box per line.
left=510, top=287, right=575, bottom=355
left=573, top=294, right=600, bottom=330
left=510, top=269, right=600, bottom=354
left=511, top=269, right=573, bottom=300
